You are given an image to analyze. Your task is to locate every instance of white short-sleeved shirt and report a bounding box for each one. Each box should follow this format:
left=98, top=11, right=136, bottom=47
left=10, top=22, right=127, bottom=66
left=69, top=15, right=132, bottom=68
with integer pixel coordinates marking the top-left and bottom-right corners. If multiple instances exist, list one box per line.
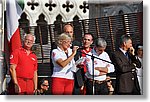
left=85, top=49, right=115, bottom=81
left=136, top=56, right=143, bottom=77
left=51, top=47, right=75, bottom=79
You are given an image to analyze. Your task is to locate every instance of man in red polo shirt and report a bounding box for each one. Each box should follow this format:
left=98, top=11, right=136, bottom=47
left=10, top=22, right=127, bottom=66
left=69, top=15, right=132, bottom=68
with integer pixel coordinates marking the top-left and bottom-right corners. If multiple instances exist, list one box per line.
left=9, top=34, right=38, bottom=95
left=79, top=33, right=93, bottom=94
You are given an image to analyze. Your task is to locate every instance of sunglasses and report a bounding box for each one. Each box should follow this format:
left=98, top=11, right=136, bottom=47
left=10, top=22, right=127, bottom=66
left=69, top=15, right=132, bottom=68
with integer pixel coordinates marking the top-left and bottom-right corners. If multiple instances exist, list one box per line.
left=42, top=84, right=49, bottom=87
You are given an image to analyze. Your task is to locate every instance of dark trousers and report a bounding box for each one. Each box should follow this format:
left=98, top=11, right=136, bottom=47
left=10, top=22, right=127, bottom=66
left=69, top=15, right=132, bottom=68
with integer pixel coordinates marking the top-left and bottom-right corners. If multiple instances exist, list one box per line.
left=86, top=79, right=109, bottom=95
left=117, top=85, right=141, bottom=95
left=72, top=81, right=81, bottom=95
left=116, top=78, right=141, bottom=95
left=72, top=69, right=85, bottom=95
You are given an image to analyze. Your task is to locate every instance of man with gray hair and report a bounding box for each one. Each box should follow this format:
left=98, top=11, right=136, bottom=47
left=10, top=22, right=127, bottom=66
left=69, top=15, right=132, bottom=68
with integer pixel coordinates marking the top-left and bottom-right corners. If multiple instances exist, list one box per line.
left=8, top=33, right=38, bottom=95
left=112, top=34, right=141, bottom=95
left=85, top=38, right=115, bottom=95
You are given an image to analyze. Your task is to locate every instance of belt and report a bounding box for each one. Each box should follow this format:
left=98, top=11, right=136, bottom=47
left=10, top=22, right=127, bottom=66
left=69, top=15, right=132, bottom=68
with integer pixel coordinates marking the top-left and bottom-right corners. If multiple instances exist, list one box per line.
left=88, top=79, right=106, bottom=84
left=18, top=77, right=33, bottom=81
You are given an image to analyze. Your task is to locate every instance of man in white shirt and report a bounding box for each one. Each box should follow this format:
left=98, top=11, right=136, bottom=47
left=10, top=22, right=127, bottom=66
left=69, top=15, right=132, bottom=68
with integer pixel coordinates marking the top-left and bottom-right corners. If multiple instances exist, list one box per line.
left=135, top=44, right=143, bottom=94
left=85, top=38, right=115, bottom=95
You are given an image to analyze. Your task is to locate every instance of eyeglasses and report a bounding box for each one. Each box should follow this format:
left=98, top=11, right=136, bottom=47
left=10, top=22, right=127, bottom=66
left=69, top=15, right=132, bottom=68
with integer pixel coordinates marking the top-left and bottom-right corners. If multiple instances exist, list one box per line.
left=25, top=39, right=34, bottom=43
left=63, top=40, right=71, bottom=44
left=42, top=84, right=49, bottom=87
left=66, top=31, right=73, bottom=34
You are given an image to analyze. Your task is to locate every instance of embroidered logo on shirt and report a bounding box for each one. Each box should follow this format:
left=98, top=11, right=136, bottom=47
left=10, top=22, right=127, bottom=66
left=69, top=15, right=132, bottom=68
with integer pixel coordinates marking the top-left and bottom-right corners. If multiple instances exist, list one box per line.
left=86, top=58, right=90, bottom=62
left=52, top=52, right=56, bottom=57
left=10, top=55, right=13, bottom=59
left=31, top=57, right=35, bottom=61
left=107, top=64, right=110, bottom=67
left=94, top=61, right=97, bottom=65
left=102, top=61, right=106, bottom=64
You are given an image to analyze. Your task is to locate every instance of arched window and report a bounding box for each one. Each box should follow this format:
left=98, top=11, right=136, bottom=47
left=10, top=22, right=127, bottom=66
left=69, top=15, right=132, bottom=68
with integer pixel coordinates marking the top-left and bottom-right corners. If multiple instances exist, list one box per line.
left=19, top=12, right=30, bottom=33
left=35, top=14, right=48, bottom=45
left=53, top=14, right=63, bottom=41
left=73, top=15, right=82, bottom=42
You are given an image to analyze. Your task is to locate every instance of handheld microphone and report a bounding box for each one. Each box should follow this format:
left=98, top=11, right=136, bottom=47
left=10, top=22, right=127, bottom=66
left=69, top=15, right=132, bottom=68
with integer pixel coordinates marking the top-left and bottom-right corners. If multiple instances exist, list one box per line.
left=70, top=40, right=82, bottom=49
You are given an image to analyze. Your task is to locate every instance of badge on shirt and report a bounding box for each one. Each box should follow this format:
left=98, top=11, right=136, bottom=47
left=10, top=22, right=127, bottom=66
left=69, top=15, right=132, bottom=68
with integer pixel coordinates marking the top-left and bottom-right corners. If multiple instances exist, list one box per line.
left=86, top=58, right=90, bottom=62
left=52, top=52, right=56, bottom=57
left=107, top=64, right=110, bottom=67
left=94, top=61, right=97, bottom=65
left=31, top=57, right=36, bottom=61
left=10, top=55, right=13, bottom=59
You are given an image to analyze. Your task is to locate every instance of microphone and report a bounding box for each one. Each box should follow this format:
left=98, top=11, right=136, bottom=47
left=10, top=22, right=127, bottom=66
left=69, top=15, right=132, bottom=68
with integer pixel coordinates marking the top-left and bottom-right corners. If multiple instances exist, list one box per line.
left=70, top=40, right=82, bottom=49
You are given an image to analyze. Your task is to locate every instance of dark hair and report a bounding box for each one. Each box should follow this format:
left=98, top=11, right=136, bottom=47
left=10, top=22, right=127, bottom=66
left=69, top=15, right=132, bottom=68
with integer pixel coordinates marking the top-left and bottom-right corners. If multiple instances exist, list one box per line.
left=135, top=43, right=143, bottom=55
left=84, top=33, right=94, bottom=40
left=39, top=78, right=48, bottom=86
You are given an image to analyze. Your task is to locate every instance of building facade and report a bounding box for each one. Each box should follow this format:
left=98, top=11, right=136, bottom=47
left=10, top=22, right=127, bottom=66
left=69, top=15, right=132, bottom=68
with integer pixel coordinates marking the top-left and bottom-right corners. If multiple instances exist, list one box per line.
left=0, top=0, right=143, bottom=94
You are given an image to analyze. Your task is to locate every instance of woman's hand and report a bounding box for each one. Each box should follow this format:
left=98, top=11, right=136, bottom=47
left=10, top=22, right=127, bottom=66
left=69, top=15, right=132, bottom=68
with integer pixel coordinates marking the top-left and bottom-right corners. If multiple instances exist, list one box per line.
left=72, top=46, right=79, bottom=56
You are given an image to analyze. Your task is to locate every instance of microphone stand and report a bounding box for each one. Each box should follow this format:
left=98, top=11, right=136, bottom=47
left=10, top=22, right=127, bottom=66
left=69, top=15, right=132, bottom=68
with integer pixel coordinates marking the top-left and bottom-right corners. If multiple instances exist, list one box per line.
left=91, top=53, right=95, bottom=95
left=78, top=49, right=113, bottom=95
left=79, top=49, right=113, bottom=64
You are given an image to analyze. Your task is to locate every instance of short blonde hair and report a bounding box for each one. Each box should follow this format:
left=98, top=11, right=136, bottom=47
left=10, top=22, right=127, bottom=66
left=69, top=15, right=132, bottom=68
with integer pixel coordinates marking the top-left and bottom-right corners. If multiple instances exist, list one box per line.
left=57, top=33, right=71, bottom=45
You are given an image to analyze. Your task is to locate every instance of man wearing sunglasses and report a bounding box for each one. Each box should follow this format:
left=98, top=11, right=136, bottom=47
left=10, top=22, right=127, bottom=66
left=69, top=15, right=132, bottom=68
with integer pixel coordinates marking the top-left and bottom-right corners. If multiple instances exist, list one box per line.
left=34, top=78, right=49, bottom=95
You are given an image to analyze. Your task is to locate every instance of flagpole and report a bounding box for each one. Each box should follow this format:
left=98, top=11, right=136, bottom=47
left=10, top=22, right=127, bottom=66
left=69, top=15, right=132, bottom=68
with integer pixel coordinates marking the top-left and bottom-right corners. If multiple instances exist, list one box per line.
left=0, top=0, right=5, bottom=94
